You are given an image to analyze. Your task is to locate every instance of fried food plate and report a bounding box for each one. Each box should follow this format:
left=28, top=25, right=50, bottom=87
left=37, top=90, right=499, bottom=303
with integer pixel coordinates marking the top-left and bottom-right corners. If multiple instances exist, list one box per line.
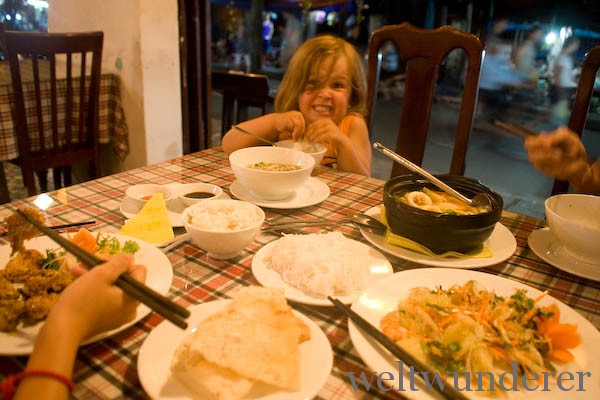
left=0, top=232, right=173, bottom=355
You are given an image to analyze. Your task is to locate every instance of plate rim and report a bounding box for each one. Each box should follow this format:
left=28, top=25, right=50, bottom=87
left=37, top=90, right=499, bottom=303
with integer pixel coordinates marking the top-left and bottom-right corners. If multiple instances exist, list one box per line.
left=0, top=232, right=173, bottom=356
left=360, top=205, right=516, bottom=268
left=137, top=300, right=333, bottom=400
left=251, top=235, right=393, bottom=306
left=528, top=227, right=600, bottom=281
left=230, top=177, right=330, bottom=209
left=349, top=268, right=600, bottom=399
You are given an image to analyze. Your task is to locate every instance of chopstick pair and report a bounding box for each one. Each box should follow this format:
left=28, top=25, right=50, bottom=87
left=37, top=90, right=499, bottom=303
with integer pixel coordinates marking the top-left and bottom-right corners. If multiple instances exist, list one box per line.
left=328, top=296, right=470, bottom=400
left=493, top=120, right=538, bottom=139
left=15, top=209, right=190, bottom=329
left=0, top=220, right=95, bottom=237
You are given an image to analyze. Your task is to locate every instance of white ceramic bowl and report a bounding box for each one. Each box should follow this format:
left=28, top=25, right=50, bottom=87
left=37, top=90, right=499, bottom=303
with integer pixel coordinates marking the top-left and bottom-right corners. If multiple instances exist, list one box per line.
left=275, top=140, right=327, bottom=165
left=545, top=194, right=600, bottom=264
left=173, top=183, right=224, bottom=206
left=125, top=184, right=175, bottom=208
left=181, top=199, right=265, bottom=259
left=229, top=146, right=315, bottom=200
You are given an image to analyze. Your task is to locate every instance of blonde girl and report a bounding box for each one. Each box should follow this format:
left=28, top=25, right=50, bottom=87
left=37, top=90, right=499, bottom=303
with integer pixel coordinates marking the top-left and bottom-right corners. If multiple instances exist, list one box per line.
left=222, top=34, right=372, bottom=176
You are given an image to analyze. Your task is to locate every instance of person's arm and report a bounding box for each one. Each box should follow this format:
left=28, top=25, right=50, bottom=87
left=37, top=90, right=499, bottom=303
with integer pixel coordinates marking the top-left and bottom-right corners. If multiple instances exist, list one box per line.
left=13, top=254, right=146, bottom=400
left=221, top=111, right=305, bottom=154
left=524, top=126, right=600, bottom=195
left=303, top=115, right=371, bottom=176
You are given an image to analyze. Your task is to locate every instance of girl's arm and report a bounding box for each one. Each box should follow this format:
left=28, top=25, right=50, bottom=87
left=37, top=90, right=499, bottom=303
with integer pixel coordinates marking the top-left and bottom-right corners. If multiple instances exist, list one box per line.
left=334, top=116, right=372, bottom=176
left=221, top=111, right=305, bottom=154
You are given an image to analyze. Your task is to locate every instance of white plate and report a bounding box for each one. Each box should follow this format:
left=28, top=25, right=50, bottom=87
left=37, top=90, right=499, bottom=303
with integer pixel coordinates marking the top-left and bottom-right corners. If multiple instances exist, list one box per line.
left=359, top=206, right=516, bottom=268
left=138, top=300, right=332, bottom=400
left=120, top=183, right=229, bottom=227
left=350, top=268, right=600, bottom=399
left=230, top=177, right=330, bottom=209
left=529, top=228, right=600, bottom=282
left=251, top=237, right=393, bottom=306
left=0, top=233, right=173, bottom=356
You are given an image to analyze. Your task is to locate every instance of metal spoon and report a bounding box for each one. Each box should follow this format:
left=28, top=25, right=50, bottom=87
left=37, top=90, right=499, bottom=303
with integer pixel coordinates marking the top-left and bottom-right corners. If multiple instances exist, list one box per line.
left=373, top=142, right=492, bottom=210
left=232, top=125, right=278, bottom=146
left=262, top=213, right=387, bottom=233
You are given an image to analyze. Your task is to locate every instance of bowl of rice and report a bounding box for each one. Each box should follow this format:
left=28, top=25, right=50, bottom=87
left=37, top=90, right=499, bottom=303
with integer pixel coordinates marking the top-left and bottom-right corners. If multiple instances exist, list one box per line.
left=181, top=199, right=265, bottom=259
left=274, top=140, right=327, bottom=165
left=229, top=146, right=315, bottom=200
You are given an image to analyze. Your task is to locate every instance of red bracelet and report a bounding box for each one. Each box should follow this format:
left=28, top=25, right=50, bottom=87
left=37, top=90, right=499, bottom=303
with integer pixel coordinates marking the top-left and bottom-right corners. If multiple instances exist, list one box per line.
left=1, top=370, right=74, bottom=399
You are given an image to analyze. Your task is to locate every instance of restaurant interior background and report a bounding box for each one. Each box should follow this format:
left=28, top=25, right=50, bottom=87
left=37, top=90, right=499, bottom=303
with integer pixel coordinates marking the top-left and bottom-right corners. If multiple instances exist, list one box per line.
left=1, top=0, right=599, bottom=219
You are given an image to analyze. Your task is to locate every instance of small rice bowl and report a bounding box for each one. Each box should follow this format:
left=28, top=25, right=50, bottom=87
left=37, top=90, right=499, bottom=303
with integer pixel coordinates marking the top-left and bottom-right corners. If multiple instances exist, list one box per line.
left=185, top=200, right=262, bottom=231
left=263, top=231, right=374, bottom=298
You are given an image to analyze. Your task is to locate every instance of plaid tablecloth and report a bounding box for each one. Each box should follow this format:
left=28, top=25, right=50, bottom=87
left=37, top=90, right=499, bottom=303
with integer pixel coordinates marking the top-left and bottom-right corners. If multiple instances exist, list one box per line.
left=1, top=148, right=599, bottom=399
left=0, top=62, right=129, bottom=161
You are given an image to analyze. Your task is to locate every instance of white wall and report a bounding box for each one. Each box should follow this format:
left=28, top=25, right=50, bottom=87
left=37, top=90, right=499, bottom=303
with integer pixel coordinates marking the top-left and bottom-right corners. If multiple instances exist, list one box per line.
left=47, top=0, right=182, bottom=173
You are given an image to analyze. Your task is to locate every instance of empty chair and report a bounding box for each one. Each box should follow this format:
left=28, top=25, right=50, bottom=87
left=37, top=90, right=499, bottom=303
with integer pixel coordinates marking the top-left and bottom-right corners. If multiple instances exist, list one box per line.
left=211, top=70, right=273, bottom=137
left=365, top=22, right=483, bottom=178
left=3, top=30, right=103, bottom=196
left=551, top=45, right=600, bottom=195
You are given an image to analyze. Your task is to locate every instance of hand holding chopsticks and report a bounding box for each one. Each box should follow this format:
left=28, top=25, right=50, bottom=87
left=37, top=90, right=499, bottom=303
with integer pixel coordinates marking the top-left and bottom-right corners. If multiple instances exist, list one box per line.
left=15, top=208, right=190, bottom=329
left=328, top=296, right=470, bottom=400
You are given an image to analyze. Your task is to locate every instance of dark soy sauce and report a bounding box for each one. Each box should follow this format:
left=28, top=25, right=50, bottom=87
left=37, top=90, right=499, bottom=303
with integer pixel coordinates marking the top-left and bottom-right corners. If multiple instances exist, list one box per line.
left=184, top=191, right=215, bottom=199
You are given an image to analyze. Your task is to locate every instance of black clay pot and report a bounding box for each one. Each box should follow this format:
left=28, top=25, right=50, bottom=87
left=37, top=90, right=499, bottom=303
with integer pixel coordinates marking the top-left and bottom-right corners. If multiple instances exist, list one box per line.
left=383, top=174, right=503, bottom=254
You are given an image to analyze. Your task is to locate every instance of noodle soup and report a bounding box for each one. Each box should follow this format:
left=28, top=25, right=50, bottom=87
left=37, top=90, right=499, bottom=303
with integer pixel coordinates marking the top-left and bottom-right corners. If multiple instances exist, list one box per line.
left=246, top=162, right=301, bottom=172
left=395, top=188, right=489, bottom=215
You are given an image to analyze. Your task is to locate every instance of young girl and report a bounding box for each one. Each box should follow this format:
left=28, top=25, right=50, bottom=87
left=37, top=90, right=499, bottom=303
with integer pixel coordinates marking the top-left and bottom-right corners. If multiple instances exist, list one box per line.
left=221, top=34, right=372, bottom=176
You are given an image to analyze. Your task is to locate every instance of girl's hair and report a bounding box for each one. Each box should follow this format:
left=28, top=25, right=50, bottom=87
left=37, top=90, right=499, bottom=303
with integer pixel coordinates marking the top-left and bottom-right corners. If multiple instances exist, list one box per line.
left=274, top=34, right=367, bottom=116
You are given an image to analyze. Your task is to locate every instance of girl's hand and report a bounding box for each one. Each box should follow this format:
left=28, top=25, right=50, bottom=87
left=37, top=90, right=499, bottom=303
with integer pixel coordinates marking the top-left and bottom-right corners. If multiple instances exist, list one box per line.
left=302, top=118, right=342, bottom=145
left=273, top=111, right=305, bottom=140
left=46, top=254, right=146, bottom=342
left=525, top=126, right=589, bottom=182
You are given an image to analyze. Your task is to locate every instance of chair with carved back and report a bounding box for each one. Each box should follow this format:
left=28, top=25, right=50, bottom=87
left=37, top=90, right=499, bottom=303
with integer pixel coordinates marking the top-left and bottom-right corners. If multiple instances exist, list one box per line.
left=365, top=22, right=483, bottom=178
left=551, top=45, right=600, bottom=195
left=211, top=70, right=273, bottom=137
left=3, top=30, right=103, bottom=196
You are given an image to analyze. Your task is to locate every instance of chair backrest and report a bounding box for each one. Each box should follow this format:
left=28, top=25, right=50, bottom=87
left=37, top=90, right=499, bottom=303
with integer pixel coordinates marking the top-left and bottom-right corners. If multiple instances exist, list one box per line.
left=365, top=22, right=483, bottom=178
left=3, top=30, right=103, bottom=195
left=552, top=45, right=600, bottom=195
left=211, top=70, right=272, bottom=136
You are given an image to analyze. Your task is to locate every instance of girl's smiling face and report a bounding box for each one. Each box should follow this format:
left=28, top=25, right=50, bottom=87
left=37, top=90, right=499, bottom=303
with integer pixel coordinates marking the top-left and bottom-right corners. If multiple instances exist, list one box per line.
left=298, top=56, right=351, bottom=125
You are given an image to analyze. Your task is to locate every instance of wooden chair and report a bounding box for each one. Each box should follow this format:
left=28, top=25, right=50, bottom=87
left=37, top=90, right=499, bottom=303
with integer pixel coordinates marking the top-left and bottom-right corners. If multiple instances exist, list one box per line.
left=2, top=30, right=103, bottom=196
left=211, top=70, right=273, bottom=137
left=551, top=45, right=600, bottom=195
left=365, top=22, right=483, bottom=178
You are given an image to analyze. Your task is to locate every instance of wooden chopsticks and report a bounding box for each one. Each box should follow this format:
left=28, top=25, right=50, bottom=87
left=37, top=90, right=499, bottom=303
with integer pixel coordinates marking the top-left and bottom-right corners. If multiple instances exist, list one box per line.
left=0, top=220, right=95, bottom=236
left=493, top=120, right=538, bottom=138
left=15, top=209, right=190, bottom=329
left=328, top=296, right=470, bottom=400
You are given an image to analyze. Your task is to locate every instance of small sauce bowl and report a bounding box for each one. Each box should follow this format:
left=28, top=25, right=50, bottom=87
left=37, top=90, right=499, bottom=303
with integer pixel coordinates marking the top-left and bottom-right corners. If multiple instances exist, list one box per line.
left=173, top=183, right=224, bottom=206
left=125, top=184, right=175, bottom=208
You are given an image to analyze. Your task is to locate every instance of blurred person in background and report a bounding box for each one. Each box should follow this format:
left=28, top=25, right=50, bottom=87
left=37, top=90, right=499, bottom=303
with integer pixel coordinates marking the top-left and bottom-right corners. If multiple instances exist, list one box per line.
left=277, top=11, right=302, bottom=69
left=550, top=36, right=581, bottom=124
left=524, top=126, right=600, bottom=195
left=232, top=22, right=251, bottom=73
left=514, top=26, right=544, bottom=84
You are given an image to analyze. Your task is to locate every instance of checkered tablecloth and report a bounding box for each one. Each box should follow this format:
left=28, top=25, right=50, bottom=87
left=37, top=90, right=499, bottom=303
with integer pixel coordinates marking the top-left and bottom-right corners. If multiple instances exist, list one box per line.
left=1, top=148, right=599, bottom=399
left=0, top=63, right=129, bottom=161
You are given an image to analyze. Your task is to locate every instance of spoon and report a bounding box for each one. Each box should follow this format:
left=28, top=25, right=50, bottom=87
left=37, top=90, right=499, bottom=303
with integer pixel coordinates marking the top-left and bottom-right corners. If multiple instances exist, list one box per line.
left=262, top=213, right=387, bottom=233
left=373, top=142, right=492, bottom=210
left=232, top=125, right=278, bottom=146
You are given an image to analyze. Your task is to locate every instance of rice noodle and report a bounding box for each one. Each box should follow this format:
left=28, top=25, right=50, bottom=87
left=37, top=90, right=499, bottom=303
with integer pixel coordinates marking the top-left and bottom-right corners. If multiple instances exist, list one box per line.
left=263, top=232, right=374, bottom=298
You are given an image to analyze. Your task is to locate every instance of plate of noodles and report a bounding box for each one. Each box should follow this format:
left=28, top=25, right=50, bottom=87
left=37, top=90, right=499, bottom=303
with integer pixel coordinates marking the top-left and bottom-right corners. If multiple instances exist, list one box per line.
left=349, top=268, right=600, bottom=399
left=252, top=232, right=393, bottom=306
left=0, top=232, right=173, bottom=355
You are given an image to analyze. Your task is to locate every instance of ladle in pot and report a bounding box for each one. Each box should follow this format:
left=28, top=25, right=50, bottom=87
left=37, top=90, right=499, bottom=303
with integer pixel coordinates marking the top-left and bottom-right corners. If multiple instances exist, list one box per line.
left=373, top=142, right=492, bottom=210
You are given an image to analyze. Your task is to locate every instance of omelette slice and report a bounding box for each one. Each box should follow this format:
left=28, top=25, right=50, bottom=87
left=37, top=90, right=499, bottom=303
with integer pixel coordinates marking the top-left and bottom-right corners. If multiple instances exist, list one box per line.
left=118, top=193, right=174, bottom=244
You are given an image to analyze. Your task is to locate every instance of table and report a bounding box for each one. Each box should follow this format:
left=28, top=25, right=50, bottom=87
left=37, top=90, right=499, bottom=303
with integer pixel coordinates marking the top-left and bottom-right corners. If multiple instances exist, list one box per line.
left=1, top=148, right=599, bottom=399
left=0, top=61, right=130, bottom=161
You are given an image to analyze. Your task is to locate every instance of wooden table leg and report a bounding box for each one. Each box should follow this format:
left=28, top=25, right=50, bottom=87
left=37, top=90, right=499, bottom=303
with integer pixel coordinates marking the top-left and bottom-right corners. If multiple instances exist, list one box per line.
left=0, top=162, right=11, bottom=204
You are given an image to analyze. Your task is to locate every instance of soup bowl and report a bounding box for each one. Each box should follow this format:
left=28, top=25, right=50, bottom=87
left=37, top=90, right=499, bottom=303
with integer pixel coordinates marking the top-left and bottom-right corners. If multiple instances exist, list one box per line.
left=229, top=146, right=315, bottom=200
left=545, top=194, right=600, bottom=264
left=383, top=174, right=503, bottom=253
